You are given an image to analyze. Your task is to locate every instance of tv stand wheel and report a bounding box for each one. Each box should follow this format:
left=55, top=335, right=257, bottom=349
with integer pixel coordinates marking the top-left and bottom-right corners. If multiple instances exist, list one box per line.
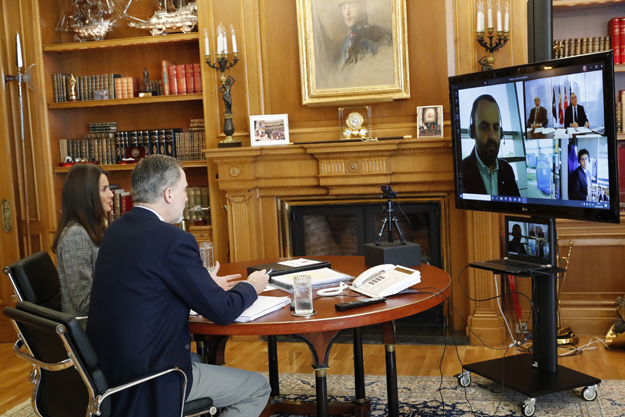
left=456, top=370, right=471, bottom=387
left=521, top=398, right=536, bottom=417
left=582, top=385, right=598, bottom=401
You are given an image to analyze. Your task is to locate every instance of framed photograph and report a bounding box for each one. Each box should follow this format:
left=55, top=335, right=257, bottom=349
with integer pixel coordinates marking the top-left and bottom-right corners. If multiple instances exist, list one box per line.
left=250, top=114, right=290, bottom=147
left=417, top=105, right=443, bottom=138
left=296, top=0, right=410, bottom=106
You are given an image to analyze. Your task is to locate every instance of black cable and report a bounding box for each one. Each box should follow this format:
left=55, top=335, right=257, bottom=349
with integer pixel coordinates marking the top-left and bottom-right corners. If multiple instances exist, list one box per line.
left=393, top=196, right=418, bottom=244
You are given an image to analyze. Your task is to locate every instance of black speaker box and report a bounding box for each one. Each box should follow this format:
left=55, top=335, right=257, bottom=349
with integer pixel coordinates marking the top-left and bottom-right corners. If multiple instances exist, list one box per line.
left=364, top=242, right=421, bottom=267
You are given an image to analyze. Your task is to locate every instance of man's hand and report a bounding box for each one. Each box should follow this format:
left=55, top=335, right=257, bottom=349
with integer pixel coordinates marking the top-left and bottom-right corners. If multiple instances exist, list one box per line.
left=584, top=121, right=589, bottom=128
left=571, top=122, right=579, bottom=128
left=210, top=261, right=241, bottom=290
left=246, top=269, right=270, bottom=294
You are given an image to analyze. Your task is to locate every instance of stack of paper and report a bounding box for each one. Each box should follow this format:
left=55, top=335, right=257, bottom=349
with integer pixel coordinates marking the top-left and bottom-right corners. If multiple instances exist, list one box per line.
left=234, top=295, right=291, bottom=322
left=270, top=267, right=351, bottom=292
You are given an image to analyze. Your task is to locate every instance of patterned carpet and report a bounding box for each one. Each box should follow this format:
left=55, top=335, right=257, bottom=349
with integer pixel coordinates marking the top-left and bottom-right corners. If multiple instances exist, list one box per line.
left=3, top=373, right=624, bottom=416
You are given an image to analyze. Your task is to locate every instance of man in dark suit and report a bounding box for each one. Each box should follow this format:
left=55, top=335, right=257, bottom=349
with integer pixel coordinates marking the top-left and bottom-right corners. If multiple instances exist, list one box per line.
left=564, top=92, right=589, bottom=128
left=527, top=96, right=548, bottom=128
left=460, top=94, right=521, bottom=197
left=87, top=155, right=271, bottom=417
left=569, top=148, right=591, bottom=201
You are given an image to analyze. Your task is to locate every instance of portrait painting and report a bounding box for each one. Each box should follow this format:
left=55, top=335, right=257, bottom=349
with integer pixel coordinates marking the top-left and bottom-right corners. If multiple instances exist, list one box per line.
left=296, top=0, right=409, bottom=106
left=250, top=114, right=290, bottom=147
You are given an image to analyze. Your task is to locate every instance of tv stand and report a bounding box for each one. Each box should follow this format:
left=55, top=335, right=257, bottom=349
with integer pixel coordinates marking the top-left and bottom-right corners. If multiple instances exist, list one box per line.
left=462, top=218, right=600, bottom=416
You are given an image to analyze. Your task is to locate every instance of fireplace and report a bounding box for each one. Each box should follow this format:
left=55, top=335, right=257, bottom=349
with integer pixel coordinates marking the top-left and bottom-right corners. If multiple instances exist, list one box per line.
left=288, top=200, right=442, bottom=268
left=280, top=196, right=445, bottom=332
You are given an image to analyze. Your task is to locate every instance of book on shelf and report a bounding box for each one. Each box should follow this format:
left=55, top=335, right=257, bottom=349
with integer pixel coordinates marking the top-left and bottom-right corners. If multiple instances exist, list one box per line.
left=161, top=60, right=176, bottom=95
left=268, top=267, right=352, bottom=292
left=193, top=63, right=202, bottom=94
left=185, top=63, right=194, bottom=95
left=149, top=130, right=159, bottom=155
left=168, top=65, right=178, bottom=95
left=121, top=191, right=132, bottom=215
left=158, top=129, right=166, bottom=155
left=609, top=17, right=621, bottom=65
left=175, top=64, right=187, bottom=95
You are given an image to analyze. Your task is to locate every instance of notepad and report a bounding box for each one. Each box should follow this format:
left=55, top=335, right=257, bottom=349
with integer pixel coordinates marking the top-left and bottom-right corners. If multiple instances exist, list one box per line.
left=234, top=296, right=291, bottom=322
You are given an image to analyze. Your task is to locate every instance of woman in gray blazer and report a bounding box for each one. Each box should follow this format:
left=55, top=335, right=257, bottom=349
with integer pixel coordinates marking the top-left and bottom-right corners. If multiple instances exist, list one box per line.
left=52, top=164, right=114, bottom=318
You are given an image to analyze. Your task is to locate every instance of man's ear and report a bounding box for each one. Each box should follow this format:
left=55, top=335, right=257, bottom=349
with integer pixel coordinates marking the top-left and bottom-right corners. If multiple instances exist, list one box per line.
left=163, top=187, right=173, bottom=204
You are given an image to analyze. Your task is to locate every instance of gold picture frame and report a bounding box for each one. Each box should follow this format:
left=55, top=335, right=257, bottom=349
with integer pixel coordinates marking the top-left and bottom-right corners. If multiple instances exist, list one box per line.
left=296, top=0, right=410, bottom=106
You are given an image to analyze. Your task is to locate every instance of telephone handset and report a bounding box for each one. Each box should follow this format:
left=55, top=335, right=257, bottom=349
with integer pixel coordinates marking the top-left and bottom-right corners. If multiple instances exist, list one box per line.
left=351, top=264, right=421, bottom=298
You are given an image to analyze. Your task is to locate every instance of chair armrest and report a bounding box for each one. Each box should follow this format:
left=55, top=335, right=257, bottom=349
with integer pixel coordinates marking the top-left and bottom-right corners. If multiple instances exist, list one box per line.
left=91, top=366, right=188, bottom=416
left=12, top=338, right=74, bottom=371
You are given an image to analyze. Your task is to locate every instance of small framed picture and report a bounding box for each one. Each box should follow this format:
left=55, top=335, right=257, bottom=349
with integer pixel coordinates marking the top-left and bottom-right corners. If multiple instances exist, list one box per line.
left=416, top=105, right=443, bottom=138
left=250, top=114, right=290, bottom=147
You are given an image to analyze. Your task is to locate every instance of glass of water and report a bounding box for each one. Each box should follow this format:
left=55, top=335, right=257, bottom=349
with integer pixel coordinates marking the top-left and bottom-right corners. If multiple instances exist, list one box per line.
left=293, top=274, right=313, bottom=316
left=199, top=242, right=214, bottom=273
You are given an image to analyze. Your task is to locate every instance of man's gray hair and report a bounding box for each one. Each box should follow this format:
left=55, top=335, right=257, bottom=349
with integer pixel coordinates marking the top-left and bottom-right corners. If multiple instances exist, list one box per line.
left=131, top=155, right=183, bottom=205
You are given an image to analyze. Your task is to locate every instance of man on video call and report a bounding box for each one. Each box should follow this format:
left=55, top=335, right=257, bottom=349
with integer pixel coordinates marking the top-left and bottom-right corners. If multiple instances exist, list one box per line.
left=527, top=96, right=548, bottom=128
left=508, top=224, right=527, bottom=255
left=460, top=94, right=521, bottom=197
left=564, top=92, right=589, bottom=128
left=569, top=148, right=591, bottom=201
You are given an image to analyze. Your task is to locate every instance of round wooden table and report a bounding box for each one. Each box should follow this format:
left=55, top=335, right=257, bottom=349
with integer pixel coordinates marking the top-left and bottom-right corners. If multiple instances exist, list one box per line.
left=189, top=256, right=451, bottom=417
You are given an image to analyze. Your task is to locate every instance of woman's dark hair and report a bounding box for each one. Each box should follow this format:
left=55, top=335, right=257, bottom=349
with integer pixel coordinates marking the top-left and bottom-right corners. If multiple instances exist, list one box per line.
left=52, top=164, right=109, bottom=252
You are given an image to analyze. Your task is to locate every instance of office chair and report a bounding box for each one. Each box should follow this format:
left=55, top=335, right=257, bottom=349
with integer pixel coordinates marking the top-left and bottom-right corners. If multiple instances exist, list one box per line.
left=4, top=301, right=217, bottom=417
left=3, top=251, right=62, bottom=311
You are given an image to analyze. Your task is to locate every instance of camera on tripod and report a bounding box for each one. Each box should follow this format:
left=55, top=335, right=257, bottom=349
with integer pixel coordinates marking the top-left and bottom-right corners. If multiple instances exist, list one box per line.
left=375, top=185, right=406, bottom=246
left=381, top=185, right=397, bottom=198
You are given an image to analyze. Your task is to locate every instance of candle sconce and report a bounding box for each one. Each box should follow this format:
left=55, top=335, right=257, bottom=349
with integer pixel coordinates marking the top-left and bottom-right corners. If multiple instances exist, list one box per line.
left=477, top=28, right=510, bottom=71
left=205, top=52, right=240, bottom=148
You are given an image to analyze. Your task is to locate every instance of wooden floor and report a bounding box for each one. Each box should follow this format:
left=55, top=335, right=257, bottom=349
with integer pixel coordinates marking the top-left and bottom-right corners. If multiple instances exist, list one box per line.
left=1, top=335, right=624, bottom=415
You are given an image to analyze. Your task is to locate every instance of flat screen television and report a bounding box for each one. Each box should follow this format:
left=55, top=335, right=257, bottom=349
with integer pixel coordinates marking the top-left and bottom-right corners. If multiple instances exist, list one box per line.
left=448, top=51, right=619, bottom=223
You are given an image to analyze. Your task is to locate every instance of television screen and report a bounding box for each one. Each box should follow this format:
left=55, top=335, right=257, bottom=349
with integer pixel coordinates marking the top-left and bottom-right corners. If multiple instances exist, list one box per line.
left=449, top=51, right=619, bottom=223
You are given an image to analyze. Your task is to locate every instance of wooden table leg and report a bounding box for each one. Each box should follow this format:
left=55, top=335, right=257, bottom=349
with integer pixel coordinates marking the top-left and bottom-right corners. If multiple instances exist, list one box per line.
left=382, top=321, right=399, bottom=417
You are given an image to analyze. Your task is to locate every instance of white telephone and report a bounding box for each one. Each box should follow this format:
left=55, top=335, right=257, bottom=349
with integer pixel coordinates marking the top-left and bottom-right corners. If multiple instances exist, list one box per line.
left=351, top=264, right=421, bottom=298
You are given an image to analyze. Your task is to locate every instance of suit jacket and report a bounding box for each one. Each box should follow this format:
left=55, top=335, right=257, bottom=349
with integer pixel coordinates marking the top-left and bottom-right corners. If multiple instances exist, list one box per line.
left=460, top=148, right=521, bottom=197
left=86, top=207, right=257, bottom=417
left=569, top=165, right=589, bottom=201
left=527, top=106, right=548, bottom=128
left=56, top=222, right=98, bottom=318
left=564, top=104, right=588, bottom=127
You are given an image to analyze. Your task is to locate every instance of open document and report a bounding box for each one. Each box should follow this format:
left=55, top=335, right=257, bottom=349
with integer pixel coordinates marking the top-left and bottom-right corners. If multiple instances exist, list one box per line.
left=270, top=268, right=351, bottom=292
left=190, top=295, right=291, bottom=322
left=234, top=296, right=291, bottom=322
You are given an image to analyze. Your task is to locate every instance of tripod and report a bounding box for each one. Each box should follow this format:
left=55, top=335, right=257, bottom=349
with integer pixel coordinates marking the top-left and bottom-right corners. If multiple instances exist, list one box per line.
left=374, top=191, right=407, bottom=246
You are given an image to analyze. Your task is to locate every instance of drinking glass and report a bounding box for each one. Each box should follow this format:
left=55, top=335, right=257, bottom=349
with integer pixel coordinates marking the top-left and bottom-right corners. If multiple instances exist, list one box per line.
left=200, top=242, right=214, bottom=272
left=293, top=274, right=313, bottom=315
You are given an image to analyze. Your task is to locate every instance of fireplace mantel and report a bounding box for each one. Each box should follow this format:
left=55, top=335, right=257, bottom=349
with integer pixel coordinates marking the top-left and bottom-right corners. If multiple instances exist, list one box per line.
left=204, top=137, right=506, bottom=345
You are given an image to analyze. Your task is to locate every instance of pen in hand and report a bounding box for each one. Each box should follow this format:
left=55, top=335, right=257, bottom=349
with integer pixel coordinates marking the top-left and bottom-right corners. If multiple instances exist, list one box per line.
left=267, top=268, right=273, bottom=275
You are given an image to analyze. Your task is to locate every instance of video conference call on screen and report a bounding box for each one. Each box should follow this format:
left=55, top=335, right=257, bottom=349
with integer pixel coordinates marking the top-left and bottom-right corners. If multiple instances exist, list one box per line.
left=449, top=52, right=619, bottom=223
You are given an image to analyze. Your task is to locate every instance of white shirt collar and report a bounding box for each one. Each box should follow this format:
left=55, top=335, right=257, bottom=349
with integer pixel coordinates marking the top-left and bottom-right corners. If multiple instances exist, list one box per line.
left=135, top=205, right=164, bottom=222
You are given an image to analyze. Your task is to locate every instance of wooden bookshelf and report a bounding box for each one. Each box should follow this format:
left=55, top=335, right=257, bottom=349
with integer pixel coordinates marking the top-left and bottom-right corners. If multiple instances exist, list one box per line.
left=43, top=33, right=199, bottom=52
left=553, top=0, right=625, bottom=7
left=53, top=160, right=208, bottom=173
left=48, top=94, right=203, bottom=109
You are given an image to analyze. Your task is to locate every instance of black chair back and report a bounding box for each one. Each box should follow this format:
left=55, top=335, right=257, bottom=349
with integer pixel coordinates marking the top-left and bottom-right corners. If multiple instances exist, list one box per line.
left=4, top=301, right=110, bottom=417
left=3, top=251, right=62, bottom=311
left=4, top=302, right=217, bottom=417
